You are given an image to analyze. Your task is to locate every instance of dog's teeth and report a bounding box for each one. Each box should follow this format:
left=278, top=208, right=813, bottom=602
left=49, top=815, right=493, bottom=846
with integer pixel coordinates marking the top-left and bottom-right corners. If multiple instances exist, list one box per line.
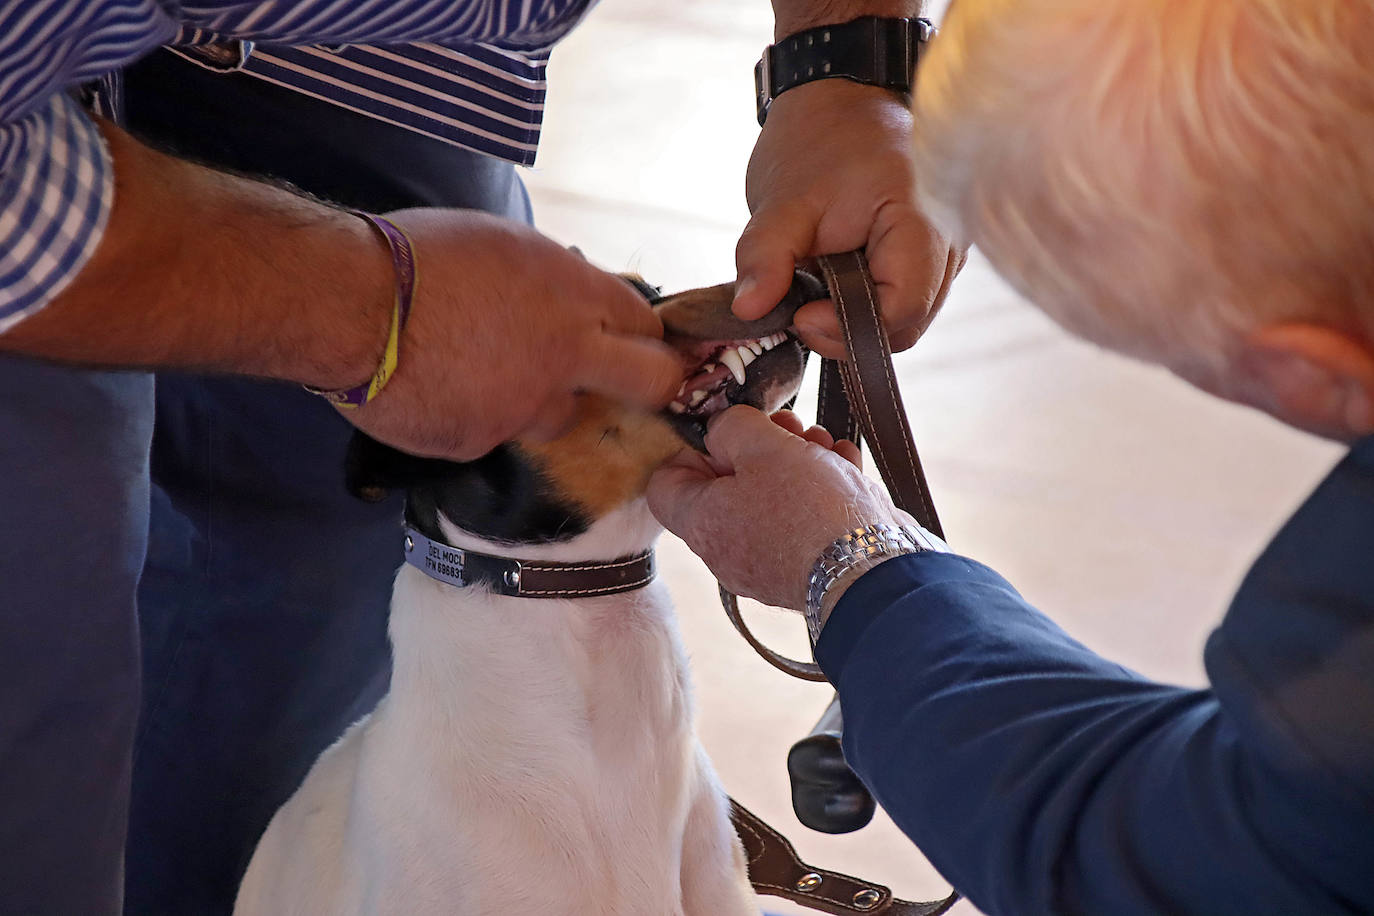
left=748, top=341, right=764, bottom=356
left=668, top=401, right=686, bottom=413
left=719, top=349, right=747, bottom=385
left=759, top=336, right=775, bottom=351
left=738, top=345, right=757, bottom=367
left=689, top=389, right=708, bottom=406
left=701, top=362, right=716, bottom=373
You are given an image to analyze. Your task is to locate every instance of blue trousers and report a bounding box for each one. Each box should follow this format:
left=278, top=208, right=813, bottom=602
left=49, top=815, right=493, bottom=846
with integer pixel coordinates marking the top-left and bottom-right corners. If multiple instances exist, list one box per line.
left=0, top=51, right=532, bottom=915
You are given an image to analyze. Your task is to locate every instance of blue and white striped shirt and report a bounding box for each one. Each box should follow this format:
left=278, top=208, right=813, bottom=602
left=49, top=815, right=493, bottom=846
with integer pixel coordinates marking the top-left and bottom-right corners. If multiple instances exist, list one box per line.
left=0, top=0, right=592, bottom=331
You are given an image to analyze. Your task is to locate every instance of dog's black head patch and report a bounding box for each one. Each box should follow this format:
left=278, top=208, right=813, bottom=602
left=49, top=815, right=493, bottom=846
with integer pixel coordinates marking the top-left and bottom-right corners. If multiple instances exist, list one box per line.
left=345, top=433, right=589, bottom=546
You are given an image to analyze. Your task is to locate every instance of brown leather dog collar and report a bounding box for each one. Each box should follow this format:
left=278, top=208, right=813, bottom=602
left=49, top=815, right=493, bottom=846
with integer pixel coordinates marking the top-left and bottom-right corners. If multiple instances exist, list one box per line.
left=403, top=527, right=656, bottom=599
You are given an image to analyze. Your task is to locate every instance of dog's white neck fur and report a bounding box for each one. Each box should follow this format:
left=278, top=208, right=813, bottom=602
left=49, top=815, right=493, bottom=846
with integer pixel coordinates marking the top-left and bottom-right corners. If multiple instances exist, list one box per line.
left=235, top=496, right=759, bottom=915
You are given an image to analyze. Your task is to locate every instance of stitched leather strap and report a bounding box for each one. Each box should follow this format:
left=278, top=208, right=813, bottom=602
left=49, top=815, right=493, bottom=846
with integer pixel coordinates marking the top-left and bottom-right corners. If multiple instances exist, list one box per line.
left=817, top=356, right=861, bottom=445
left=403, top=527, right=655, bottom=599
left=719, top=250, right=944, bottom=679
left=816, top=251, right=943, bottom=536
left=731, top=799, right=958, bottom=916
left=718, top=251, right=960, bottom=910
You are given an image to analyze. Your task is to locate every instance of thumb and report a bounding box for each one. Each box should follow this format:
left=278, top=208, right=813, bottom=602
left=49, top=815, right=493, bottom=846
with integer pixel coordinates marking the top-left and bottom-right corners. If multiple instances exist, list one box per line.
left=702, top=405, right=800, bottom=466
left=734, top=201, right=818, bottom=321
left=646, top=449, right=719, bottom=536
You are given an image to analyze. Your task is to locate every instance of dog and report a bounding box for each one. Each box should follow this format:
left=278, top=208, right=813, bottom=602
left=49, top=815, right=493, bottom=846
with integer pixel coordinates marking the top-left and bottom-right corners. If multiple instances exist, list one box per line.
left=233, top=274, right=819, bottom=915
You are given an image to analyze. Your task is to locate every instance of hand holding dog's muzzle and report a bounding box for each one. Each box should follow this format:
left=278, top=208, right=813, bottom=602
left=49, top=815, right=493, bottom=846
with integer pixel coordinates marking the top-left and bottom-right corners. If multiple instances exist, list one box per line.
left=647, top=405, right=904, bottom=615
left=342, top=208, right=682, bottom=461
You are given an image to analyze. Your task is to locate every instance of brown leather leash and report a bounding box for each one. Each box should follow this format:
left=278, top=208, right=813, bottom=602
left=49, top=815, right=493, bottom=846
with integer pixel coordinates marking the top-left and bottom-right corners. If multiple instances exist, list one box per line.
left=721, top=250, right=958, bottom=915
left=719, top=249, right=944, bottom=679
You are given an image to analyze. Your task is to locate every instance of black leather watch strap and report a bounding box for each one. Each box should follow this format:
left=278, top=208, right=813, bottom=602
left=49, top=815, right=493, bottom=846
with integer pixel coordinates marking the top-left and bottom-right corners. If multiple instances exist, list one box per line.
left=754, top=16, right=936, bottom=125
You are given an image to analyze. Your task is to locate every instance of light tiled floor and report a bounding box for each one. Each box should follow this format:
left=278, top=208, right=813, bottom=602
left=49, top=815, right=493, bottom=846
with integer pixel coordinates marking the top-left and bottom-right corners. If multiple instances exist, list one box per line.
left=522, top=1, right=1343, bottom=911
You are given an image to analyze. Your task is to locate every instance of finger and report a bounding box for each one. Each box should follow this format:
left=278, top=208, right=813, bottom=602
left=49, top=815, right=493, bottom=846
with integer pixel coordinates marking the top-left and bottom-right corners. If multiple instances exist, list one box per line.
left=702, top=404, right=800, bottom=465
left=789, top=213, right=958, bottom=358
left=833, top=438, right=862, bottom=468
left=864, top=206, right=955, bottom=352
left=888, top=326, right=923, bottom=353
left=793, top=300, right=847, bottom=360
left=646, top=451, right=718, bottom=537
left=914, top=245, right=969, bottom=339
left=734, top=201, right=818, bottom=321
left=523, top=392, right=582, bottom=443
left=770, top=409, right=806, bottom=436
left=593, top=270, right=666, bottom=340
left=572, top=334, right=682, bottom=407
left=800, top=425, right=835, bottom=449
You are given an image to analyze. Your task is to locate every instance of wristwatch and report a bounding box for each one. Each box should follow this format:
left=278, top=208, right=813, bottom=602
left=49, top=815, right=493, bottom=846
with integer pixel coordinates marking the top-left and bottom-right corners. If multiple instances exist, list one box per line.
left=754, top=16, right=937, bottom=125
left=804, top=522, right=944, bottom=645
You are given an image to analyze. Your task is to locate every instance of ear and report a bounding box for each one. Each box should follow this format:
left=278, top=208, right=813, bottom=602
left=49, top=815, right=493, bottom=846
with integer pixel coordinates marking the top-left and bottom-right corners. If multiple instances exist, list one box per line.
left=1234, top=323, right=1374, bottom=441
left=343, top=431, right=590, bottom=543
left=344, top=431, right=415, bottom=502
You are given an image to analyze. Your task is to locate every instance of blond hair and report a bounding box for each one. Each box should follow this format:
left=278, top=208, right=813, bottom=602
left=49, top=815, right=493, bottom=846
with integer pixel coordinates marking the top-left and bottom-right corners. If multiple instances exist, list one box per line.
left=914, top=0, right=1374, bottom=370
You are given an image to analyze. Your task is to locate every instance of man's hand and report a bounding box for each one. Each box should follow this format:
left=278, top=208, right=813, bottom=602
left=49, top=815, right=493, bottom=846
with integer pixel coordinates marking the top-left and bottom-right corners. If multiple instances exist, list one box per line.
left=734, top=78, right=966, bottom=358
left=1, top=126, right=681, bottom=464
left=348, top=209, right=681, bottom=460
left=647, top=405, right=914, bottom=610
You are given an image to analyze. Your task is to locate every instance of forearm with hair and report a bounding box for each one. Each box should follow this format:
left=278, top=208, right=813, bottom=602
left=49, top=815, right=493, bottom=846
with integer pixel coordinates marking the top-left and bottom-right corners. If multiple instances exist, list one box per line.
left=0, top=120, right=392, bottom=390
left=771, top=0, right=926, bottom=39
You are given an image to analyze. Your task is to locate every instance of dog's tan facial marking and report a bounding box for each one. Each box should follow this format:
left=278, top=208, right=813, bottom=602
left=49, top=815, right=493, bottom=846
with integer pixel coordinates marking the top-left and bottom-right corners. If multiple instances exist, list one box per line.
left=517, top=276, right=817, bottom=519
left=516, top=396, right=686, bottom=519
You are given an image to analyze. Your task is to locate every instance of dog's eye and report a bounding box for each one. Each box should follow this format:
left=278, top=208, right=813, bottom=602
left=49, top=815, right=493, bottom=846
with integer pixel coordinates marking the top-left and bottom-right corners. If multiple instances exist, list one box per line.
left=619, top=274, right=663, bottom=302
left=355, top=485, right=389, bottom=504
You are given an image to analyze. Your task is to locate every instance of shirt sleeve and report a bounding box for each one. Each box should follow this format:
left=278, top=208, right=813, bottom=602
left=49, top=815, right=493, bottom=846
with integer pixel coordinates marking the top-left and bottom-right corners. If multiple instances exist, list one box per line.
left=815, top=545, right=1374, bottom=915
left=0, top=93, right=113, bottom=332
left=0, top=0, right=177, bottom=332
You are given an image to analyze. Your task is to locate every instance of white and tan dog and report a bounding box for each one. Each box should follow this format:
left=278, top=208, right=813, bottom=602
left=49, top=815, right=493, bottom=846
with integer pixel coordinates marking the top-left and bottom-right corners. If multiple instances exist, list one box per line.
left=234, top=277, right=815, bottom=915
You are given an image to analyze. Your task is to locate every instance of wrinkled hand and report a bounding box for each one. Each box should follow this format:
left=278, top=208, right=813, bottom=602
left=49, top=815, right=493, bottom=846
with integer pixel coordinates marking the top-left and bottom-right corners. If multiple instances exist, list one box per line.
left=348, top=209, right=682, bottom=460
left=734, top=80, right=967, bottom=359
left=647, top=405, right=915, bottom=611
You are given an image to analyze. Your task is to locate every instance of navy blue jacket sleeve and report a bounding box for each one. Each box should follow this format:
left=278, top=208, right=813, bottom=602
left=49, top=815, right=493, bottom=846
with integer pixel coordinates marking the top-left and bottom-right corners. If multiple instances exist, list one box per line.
left=814, top=441, right=1374, bottom=915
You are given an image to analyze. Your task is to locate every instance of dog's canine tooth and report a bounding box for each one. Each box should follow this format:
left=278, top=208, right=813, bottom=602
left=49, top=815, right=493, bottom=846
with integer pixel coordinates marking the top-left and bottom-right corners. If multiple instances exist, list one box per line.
left=719, top=349, right=747, bottom=385
left=738, top=346, right=757, bottom=367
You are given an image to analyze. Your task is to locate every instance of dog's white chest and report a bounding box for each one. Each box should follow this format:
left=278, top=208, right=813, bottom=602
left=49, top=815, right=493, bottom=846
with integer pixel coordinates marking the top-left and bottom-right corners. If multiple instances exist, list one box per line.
left=235, top=563, right=758, bottom=916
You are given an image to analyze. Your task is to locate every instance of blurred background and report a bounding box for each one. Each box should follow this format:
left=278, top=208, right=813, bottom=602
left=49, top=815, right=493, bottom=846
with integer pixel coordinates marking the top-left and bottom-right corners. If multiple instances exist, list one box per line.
left=522, top=1, right=1342, bottom=911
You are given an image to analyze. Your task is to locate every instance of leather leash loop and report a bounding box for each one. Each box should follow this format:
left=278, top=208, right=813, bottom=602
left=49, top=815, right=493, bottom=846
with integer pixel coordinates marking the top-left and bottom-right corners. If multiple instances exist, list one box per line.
left=717, top=250, right=943, bottom=680
left=815, top=251, right=943, bottom=537
left=720, top=250, right=960, bottom=914
left=720, top=586, right=827, bottom=681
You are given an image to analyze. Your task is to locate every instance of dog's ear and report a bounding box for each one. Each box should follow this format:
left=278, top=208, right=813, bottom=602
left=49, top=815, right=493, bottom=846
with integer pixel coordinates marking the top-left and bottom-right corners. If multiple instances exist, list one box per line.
left=620, top=272, right=663, bottom=303
left=344, top=431, right=590, bottom=543
left=345, top=431, right=422, bottom=503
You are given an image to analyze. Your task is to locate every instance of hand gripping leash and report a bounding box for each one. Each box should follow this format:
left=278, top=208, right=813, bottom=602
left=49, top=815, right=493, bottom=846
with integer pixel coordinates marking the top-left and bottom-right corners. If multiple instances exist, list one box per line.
left=721, top=251, right=958, bottom=915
